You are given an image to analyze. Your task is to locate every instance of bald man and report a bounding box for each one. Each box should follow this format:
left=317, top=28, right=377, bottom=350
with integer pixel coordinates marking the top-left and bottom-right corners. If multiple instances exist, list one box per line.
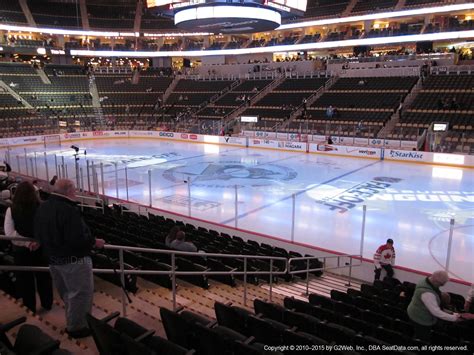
left=35, top=179, right=104, bottom=338
left=407, top=271, right=472, bottom=341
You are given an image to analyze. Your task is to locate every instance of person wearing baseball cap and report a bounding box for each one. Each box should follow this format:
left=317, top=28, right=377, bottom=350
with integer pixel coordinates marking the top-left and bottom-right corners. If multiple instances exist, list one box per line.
left=374, top=238, right=395, bottom=281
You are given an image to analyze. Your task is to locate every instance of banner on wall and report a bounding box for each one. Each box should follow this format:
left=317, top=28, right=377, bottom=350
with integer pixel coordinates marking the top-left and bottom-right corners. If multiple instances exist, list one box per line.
left=309, top=143, right=381, bottom=158
left=129, top=130, right=157, bottom=138
left=310, top=135, right=327, bottom=142
left=384, top=140, right=402, bottom=148
left=288, top=133, right=304, bottom=141
left=249, top=139, right=279, bottom=149
left=354, top=137, right=369, bottom=146
left=179, top=133, right=200, bottom=141
left=9, top=135, right=43, bottom=146
left=385, top=149, right=472, bottom=167
left=62, top=131, right=129, bottom=140
left=401, top=140, right=418, bottom=149
left=62, top=132, right=83, bottom=140
left=385, top=149, right=425, bottom=162
left=255, top=131, right=277, bottom=139
left=369, top=138, right=384, bottom=147
left=2, top=131, right=471, bottom=168
left=249, top=139, right=306, bottom=152
left=277, top=141, right=307, bottom=151
left=219, top=136, right=247, bottom=146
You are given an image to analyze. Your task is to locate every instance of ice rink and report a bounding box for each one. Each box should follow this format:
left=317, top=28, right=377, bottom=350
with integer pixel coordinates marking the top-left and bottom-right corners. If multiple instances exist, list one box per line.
left=6, top=138, right=473, bottom=282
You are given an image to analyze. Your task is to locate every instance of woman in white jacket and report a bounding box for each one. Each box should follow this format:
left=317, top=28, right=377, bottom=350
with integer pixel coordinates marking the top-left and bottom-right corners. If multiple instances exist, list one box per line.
left=4, top=181, right=52, bottom=313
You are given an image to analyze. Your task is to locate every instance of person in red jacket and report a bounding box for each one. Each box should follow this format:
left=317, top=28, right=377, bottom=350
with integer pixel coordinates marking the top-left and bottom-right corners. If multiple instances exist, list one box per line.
left=374, top=238, right=395, bottom=281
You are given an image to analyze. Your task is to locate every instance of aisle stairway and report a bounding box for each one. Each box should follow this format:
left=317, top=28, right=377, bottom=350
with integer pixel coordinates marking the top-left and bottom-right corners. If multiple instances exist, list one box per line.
left=88, top=74, right=106, bottom=127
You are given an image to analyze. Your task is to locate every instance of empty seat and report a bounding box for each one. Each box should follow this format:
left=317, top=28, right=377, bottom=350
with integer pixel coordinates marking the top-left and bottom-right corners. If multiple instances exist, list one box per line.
left=309, top=293, right=336, bottom=309
left=215, top=302, right=253, bottom=336
left=254, top=299, right=286, bottom=323
left=247, top=316, right=289, bottom=345
left=283, top=310, right=321, bottom=335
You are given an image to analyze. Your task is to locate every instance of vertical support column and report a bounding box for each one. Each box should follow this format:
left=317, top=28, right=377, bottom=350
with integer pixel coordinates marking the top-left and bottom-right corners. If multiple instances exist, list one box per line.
left=91, top=162, right=97, bottom=195
left=234, top=185, right=238, bottom=229
left=61, top=156, right=65, bottom=177
left=445, top=218, right=455, bottom=272
left=31, top=152, right=39, bottom=178
left=86, top=160, right=91, bottom=192
left=54, top=154, right=58, bottom=177
left=94, top=170, right=100, bottom=199
left=269, top=259, right=273, bottom=302
left=305, top=259, right=310, bottom=296
left=114, top=162, right=119, bottom=198
left=148, top=170, right=152, bottom=207
left=16, top=155, right=21, bottom=174
left=100, top=162, right=105, bottom=196
left=24, top=149, right=29, bottom=176
left=93, top=164, right=98, bottom=195
left=34, top=152, right=38, bottom=177
left=5, top=147, right=11, bottom=165
left=74, top=159, right=80, bottom=190
left=171, top=253, right=177, bottom=311
left=80, top=167, right=84, bottom=191
left=187, top=177, right=191, bottom=217
left=119, top=249, right=127, bottom=316
left=359, top=205, right=367, bottom=258
left=243, top=257, right=247, bottom=306
left=291, top=193, right=296, bottom=243
left=29, top=157, right=34, bottom=177
left=44, top=152, right=49, bottom=182
left=125, top=166, right=129, bottom=201
left=345, top=257, right=353, bottom=287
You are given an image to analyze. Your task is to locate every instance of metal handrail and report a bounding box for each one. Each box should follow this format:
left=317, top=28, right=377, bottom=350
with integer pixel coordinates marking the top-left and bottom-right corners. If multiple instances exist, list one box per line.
left=0, top=235, right=363, bottom=313
left=76, top=194, right=105, bottom=213
left=0, top=236, right=288, bottom=313
left=288, top=254, right=363, bottom=294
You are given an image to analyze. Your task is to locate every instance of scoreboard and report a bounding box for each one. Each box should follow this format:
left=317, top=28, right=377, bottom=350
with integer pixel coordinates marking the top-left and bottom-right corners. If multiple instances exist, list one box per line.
left=146, top=0, right=307, bottom=33
left=146, top=0, right=307, bottom=15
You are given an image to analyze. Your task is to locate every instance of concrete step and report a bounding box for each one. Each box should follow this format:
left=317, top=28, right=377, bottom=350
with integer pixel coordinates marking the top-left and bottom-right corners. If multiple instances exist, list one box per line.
left=261, top=273, right=362, bottom=301
left=0, top=291, right=97, bottom=354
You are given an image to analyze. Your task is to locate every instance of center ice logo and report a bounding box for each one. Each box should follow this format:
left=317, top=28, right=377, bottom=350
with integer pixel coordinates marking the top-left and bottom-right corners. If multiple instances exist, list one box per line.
left=163, top=161, right=297, bottom=188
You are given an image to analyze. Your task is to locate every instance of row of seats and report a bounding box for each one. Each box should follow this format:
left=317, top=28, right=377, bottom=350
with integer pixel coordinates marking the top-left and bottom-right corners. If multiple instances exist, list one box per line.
left=303, top=0, right=350, bottom=19
left=87, top=311, right=193, bottom=355
left=330, top=77, right=418, bottom=91
left=313, top=92, right=402, bottom=109
left=195, top=79, right=274, bottom=120
left=0, top=316, right=71, bottom=355
left=351, top=0, right=397, bottom=13
left=83, top=206, right=323, bottom=291
left=174, top=80, right=235, bottom=93
left=275, top=78, right=328, bottom=91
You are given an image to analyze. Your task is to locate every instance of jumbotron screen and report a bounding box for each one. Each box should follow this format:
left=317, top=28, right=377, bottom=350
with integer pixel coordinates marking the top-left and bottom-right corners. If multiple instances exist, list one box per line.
left=146, top=0, right=307, bottom=13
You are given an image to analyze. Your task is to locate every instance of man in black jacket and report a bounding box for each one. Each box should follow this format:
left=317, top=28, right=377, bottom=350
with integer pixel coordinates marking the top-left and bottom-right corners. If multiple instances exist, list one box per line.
left=35, top=179, right=105, bottom=338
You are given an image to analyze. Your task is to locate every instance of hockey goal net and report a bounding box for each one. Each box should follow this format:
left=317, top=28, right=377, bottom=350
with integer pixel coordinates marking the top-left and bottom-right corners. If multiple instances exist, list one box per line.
left=43, top=134, right=61, bottom=148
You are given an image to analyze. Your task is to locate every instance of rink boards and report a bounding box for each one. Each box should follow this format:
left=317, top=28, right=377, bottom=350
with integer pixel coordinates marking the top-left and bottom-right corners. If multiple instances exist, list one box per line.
left=0, top=130, right=472, bottom=168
